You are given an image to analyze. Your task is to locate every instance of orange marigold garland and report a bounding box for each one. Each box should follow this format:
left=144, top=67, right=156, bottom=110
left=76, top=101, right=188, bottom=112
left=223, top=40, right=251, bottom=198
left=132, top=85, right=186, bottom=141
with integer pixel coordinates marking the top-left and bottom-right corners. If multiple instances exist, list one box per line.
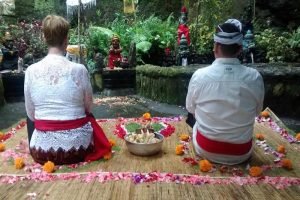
left=14, top=157, right=25, bottom=169
left=249, top=166, right=263, bottom=177
left=175, top=144, right=184, bottom=155
left=260, top=111, right=270, bottom=118
left=281, top=159, right=293, bottom=170
left=109, top=139, right=116, bottom=147
left=296, top=133, right=300, bottom=141
left=277, top=145, right=286, bottom=154
left=104, top=151, right=112, bottom=160
left=179, top=134, right=190, bottom=142
left=142, top=112, right=151, bottom=120
left=255, top=133, right=265, bottom=141
left=199, top=159, right=213, bottom=172
left=0, top=143, right=5, bottom=152
left=43, top=161, right=55, bottom=173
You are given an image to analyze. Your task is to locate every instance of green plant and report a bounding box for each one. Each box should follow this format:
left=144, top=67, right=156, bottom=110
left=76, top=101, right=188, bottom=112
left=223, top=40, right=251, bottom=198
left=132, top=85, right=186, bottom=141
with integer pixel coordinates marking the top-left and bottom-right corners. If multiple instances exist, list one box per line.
left=110, top=14, right=177, bottom=55
left=289, top=27, right=300, bottom=49
left=81, top=14, right=177, bottom=65
left=151, top=123, right=164, bottom=133
left=68, top=29, right=89, bottom=46
left=85, top=26, right=113, bottom=57
left=125, top=123, right=142, bottom=133
left=189, top=0, right=233, bottom=55
left=255, top=28, right=298, bottom=62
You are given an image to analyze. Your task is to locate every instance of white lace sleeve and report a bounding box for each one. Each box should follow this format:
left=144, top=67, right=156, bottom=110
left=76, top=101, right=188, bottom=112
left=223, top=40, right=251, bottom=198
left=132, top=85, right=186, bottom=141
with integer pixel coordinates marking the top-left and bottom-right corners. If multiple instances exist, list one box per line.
left=81, top=66, right=93, bottom=113
left=24, top=69, right=35, bottom=121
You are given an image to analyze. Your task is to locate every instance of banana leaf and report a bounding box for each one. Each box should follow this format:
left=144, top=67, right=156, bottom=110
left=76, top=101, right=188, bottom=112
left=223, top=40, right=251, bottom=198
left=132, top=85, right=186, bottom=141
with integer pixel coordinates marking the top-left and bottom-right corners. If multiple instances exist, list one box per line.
left=88, top=26, right=114, bottom=39
left=136, top=41, right=152, bottom=53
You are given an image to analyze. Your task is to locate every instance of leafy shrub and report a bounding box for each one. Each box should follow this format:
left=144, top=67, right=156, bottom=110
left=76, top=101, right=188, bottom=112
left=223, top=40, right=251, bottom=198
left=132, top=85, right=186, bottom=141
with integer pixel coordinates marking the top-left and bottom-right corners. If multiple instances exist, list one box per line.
left=189, top=0, right=233, bottom=55
left=2, top=20, right=46, bottom=59
left=81, top=14, right=177, bottom=65
left=255, top=28, right=298, bottom=62
left=289, top=27, right=300, bottom=49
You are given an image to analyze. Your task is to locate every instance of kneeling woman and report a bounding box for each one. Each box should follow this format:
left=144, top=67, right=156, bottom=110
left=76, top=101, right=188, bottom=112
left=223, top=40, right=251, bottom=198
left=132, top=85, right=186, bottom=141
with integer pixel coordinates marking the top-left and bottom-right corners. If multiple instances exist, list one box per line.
left=24, top=15, right=111, bottom=165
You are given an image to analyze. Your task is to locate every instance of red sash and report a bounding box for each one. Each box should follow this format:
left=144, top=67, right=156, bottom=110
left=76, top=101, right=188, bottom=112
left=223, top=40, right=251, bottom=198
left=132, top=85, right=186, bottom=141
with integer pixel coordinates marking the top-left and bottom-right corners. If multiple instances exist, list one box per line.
left=196, top=130, right=252, bottom=156
left=35, top=113, right=111, bottom=162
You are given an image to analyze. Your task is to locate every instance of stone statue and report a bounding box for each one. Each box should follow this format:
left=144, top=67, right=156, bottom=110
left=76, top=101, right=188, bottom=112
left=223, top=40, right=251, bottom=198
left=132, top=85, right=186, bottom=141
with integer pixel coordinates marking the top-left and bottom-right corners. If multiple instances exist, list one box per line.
left=177, top=35, right=190, bottom=66
left=87, top=51, right=105, bottom=91
left=242, top=30, right=255, bottom=63
left=108, top=35, right=122, bottom=69
left=128, top=41, right=136, bottom=68
left=0, top=32, right=18, bottom=71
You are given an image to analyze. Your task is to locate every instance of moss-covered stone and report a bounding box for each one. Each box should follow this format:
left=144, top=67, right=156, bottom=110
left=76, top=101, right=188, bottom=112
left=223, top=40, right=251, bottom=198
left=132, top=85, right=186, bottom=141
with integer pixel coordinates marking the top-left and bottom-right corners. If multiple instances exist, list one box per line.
left=136, top=64, right=201, bottom=78
left=93, top=73, right=103, bottom=91
left=136, top=65, right=195, bottom=104
left=0, top=75, right=5, bottom=107
left=137, top=64, right=300, bottom=118
left=273, top=83, right=284, bottom=96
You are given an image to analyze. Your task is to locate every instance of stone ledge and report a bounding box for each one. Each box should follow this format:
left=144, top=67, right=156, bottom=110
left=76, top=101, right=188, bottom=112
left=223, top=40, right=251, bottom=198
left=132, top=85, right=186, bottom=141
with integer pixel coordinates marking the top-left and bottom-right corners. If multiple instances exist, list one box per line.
left=136, top=63, right=300, bottom=117
left=0, top=75, right=5, bottom=107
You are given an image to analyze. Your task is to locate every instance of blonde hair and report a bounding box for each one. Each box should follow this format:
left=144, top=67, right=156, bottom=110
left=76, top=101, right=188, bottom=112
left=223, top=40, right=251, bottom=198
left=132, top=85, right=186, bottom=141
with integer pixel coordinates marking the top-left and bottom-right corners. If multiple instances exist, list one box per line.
left=42, top=15, right=70, bottom=47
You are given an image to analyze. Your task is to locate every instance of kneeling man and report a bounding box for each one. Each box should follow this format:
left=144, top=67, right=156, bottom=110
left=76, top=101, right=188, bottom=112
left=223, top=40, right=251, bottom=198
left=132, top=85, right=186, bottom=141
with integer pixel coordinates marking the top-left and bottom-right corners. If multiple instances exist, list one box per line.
left=186, top=19, right=264, bottom=165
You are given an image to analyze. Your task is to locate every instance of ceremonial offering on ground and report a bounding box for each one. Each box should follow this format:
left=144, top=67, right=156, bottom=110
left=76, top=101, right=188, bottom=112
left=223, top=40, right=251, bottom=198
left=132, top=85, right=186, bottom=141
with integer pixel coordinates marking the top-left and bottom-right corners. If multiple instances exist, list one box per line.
left=124, top=128, right=164, bottom=156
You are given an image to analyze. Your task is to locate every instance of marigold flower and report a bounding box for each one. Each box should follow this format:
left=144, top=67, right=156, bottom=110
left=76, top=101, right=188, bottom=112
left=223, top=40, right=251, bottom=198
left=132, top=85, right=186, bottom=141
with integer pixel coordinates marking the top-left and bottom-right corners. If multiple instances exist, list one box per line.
left=249, top=166, right=263, bottom=177
left=179, top=134, right=190, bottom=142
left=296, top=133, right=300, bottom=141
left=281, top=159, right=293, bottom=170
left=43, top=161, right=55, bottom=173
left=109, top=139, right=116, bottom=147
left=260, top=111, right=270, bottom=118
left=199, top=159, right=212, bottom=172
left=175, top=144, right=184, bottom=155
left=104, top=151, right=112, bottom=160
left=255, top=133, right=265, bottom=141
left=277, top=145, right=286, bottom=154
left=142, top=112, right=151, bottom=120
left=0, top=143, right=5, bottom=152
left=14, top=157, right=25, bottom=169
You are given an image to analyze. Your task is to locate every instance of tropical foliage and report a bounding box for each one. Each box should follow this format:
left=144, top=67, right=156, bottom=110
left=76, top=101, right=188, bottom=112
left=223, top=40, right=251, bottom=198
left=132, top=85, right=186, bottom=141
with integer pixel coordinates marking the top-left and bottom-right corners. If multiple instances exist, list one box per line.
left=71, top=14, right=177, bottom=65
left=289, top=27, right=300, bottom=49
left=255, top=28, right=298, bottom=62
left=0, top=19, right=46, bottom=59
left=189, top=0, right=233, bottom=54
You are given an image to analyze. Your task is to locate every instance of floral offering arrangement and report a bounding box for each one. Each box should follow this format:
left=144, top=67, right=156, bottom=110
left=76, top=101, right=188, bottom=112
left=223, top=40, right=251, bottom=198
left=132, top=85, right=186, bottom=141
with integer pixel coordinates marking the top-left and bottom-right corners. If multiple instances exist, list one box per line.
left=114, top=113, right=175, bottom=139
left=0, top=110, right=299, bottom=190
left=126, top=129, right=161, bottom=144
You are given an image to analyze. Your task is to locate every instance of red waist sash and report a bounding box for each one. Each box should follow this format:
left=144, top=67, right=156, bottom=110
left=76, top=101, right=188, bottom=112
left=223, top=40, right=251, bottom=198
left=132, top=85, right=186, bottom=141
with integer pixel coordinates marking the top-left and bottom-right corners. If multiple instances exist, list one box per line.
left=196, top=130, right=252, bottom=156
left=34, top=114, right=111, bottom=162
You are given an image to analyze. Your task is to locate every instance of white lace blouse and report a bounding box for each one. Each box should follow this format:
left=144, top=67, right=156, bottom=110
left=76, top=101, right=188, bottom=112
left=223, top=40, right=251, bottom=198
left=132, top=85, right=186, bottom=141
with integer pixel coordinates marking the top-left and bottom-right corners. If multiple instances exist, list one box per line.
left=24, top=54, right=94, bottom=151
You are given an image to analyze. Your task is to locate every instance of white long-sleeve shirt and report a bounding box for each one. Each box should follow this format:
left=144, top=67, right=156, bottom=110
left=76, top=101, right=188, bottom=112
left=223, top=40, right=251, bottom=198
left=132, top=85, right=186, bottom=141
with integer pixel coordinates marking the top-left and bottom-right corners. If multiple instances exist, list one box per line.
left=24, top=54, right=93, bottom=151
left=186, top=58, right=264, bottom=164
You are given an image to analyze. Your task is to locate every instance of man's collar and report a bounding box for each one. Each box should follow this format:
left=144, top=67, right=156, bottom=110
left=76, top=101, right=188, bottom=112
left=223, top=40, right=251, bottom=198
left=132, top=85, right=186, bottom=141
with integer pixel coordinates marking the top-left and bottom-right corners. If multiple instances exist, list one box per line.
left=212, top=58, right=241, bottom=65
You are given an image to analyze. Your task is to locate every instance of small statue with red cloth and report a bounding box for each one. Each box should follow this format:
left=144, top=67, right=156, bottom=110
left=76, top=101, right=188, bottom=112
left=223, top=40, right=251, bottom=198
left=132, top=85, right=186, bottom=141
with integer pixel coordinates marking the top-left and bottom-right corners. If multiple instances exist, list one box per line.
left=108, top=35, right=123, bottom=69
left=177, top=6, right=190, bottom=66
left=177, top=6, right=190, bottom=46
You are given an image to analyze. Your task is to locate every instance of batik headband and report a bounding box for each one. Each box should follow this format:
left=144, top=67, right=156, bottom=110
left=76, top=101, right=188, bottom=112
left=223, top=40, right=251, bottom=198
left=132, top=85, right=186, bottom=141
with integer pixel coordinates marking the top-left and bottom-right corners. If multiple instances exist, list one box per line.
left=213, top=19, right=243, bottom=45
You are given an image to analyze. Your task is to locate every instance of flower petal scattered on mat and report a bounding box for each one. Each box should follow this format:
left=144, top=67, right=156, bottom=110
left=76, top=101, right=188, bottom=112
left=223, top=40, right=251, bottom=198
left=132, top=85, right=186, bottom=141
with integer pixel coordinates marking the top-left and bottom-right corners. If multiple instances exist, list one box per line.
left=0, top=171, right=300, bottom=189
left=182, top=157, right=198, bottom=166
left=256, top=116, right=297, bottom=143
